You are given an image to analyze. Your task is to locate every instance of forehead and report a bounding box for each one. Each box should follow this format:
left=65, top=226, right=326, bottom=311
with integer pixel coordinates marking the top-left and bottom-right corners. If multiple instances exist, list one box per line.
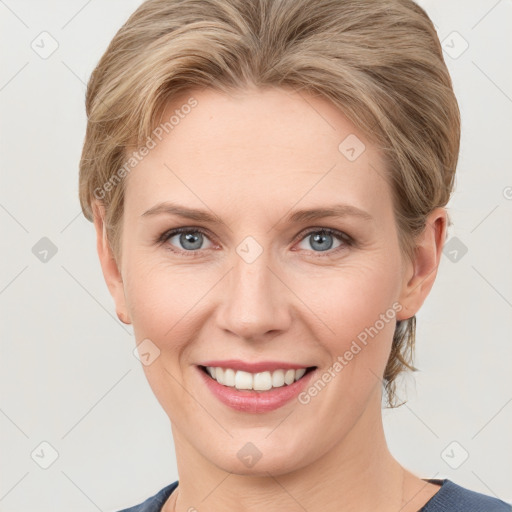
left=124, top=86, right=391, bottom=219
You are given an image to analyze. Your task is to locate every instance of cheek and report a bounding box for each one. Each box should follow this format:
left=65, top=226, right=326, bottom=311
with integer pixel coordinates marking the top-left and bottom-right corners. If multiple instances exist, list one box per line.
left=123, top=257, right=207, bottom=340
left=122, top=261, right=209, bottom=422
left=125, top=243, right=402, bottom=355
left=292, top=254, right=402, bottom=341
left=291, top=257, right=402, bottom=402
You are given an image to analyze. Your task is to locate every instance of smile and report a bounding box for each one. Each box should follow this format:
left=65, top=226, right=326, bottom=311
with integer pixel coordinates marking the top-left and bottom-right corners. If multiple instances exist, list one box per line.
left=201, top=365, right=316, bottom=391
left=197, top=362, right=318, bottom=413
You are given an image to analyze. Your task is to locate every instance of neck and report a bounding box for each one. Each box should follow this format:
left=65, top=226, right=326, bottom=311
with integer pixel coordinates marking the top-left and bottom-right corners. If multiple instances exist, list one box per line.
left=166, top=388, right=407, bottom=512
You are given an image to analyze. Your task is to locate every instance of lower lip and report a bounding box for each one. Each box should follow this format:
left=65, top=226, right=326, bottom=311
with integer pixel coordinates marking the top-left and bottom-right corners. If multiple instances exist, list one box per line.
left=197, top=366, right=317, bottom=413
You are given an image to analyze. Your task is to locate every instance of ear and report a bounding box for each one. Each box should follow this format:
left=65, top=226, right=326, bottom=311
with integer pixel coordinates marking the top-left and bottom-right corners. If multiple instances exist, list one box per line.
left=92, top=201, right=132, bottom=325
left=396, top=207, right=447, bottom=321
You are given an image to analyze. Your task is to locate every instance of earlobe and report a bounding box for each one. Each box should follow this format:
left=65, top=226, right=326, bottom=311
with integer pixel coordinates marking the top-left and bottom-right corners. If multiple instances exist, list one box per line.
left=396, top=208, right=447, bottom=321
left=91, top=201, right=132, bottom=325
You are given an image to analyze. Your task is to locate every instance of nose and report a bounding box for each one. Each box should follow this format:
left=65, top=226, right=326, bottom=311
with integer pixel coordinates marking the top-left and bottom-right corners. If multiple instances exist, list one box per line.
left=215, top=248, right=292, bottom=341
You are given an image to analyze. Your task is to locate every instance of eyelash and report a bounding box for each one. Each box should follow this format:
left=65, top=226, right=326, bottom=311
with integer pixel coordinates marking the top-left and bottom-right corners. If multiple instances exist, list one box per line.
left=156, top=226, right=354, bottom=258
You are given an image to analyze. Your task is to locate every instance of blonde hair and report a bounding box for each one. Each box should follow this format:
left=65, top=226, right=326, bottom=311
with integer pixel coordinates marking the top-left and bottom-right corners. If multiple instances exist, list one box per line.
left=79, top=0, right=460, bottom=407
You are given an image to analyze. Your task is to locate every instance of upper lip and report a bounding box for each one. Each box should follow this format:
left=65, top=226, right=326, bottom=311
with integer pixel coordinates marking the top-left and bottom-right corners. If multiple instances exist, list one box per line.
left=198, top=359, right=315, bottom=373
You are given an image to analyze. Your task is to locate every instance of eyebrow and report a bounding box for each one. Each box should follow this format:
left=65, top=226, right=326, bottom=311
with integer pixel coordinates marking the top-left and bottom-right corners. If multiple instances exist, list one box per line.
left=141, top=201, right=373, bottom=224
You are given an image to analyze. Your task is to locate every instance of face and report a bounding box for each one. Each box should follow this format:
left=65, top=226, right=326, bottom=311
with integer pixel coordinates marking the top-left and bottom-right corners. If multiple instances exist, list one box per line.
left=95, top=86, right=443, bottom=477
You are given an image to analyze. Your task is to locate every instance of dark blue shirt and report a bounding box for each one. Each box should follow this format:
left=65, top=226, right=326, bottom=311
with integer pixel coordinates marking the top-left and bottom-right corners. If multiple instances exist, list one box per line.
left=117, top=478, right=511, bottom=511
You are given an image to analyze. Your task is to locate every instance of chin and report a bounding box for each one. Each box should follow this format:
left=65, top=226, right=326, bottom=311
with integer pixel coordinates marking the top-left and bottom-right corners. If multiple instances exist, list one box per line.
left=201, top=437, right=316, bottom=477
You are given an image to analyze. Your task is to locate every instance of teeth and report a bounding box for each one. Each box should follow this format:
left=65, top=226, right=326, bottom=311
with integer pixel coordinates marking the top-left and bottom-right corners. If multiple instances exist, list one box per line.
left=235, top=370, right=253, bottom=390
left=224, top=368, right=236, bottom=387
left=253, top=371, right=272, bottom=391
left=205, top=366, right=310, bottom=391
left=284, top=369, right=295, bottom=385
left=295, top=368, right=306, bottom=380
left=272, top=369, right=285, bottom=388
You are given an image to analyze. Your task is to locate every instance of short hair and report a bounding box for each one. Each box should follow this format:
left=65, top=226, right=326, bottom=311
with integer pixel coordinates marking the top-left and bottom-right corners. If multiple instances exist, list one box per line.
left=78, top=0, right=461, bottom=408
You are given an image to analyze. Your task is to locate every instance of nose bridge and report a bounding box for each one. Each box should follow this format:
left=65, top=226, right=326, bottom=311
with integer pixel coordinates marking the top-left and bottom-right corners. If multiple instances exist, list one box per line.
left=217, top=241, right=291, bottom=339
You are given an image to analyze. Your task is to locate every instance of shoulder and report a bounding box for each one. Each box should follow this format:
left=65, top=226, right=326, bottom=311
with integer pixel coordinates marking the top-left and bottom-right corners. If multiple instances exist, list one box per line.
left=114, top=481, right=179, bottom=512
left=421, top=479, right=511, bottom=512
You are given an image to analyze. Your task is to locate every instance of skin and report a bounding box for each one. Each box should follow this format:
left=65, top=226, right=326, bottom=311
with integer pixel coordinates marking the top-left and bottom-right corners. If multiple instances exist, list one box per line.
left=93, top=86, right=447, bottom=511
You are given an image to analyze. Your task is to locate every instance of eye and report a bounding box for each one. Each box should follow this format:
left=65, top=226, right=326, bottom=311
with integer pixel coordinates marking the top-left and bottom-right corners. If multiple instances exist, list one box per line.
left=159, top=227, right=214, bottom=254
left=157, top=226, right=353, bottom=257
left=295, top=228, right=352, bottom=255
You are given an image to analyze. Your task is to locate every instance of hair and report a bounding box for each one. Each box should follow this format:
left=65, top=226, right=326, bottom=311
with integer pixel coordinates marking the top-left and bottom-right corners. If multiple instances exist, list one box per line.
left=78, top=0, right=460, bottom=408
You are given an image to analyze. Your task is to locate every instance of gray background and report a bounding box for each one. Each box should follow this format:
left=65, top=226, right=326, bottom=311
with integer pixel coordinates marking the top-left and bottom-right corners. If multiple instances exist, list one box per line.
left=1, top=0, right=511, bottom=510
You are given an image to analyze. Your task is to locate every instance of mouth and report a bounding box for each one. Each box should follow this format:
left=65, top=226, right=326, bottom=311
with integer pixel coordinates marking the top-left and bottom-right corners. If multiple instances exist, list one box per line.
left=198, top=365, right=317, bottom=392
left=195, top=358, right=319, bottom=413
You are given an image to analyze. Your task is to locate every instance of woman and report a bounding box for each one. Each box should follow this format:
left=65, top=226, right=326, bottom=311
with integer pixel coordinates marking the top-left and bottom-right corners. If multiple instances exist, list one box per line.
left=78, top=0, right=511, bottom=511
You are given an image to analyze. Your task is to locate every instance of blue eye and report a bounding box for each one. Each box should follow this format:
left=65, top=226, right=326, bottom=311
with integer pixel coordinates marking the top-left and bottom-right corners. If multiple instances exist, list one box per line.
left=295, top=228, right=351, bottom=255
left=163, top=228, right=213, bottom=252
left=157, top=226, right=352, bottom=257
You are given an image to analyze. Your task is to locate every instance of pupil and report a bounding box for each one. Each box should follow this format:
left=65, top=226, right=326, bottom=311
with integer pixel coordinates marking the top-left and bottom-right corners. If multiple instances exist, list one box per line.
left=181, top=232, right=202, bottom=250
left=311, top=232, right=333, bottom=251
